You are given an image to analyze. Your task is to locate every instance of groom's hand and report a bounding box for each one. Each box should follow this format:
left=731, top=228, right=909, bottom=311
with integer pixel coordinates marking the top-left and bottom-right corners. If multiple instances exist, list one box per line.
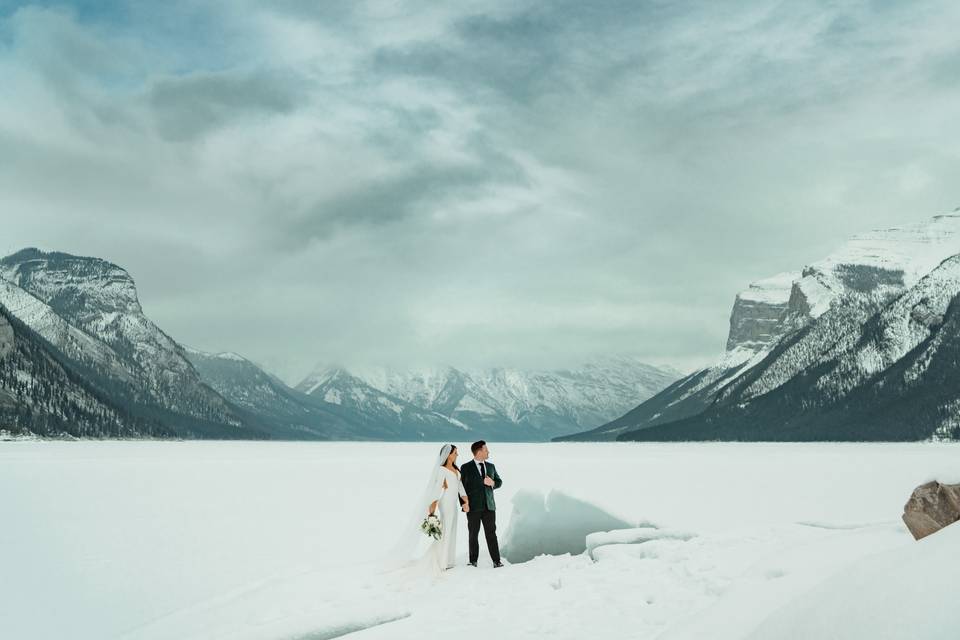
left=483, top=476, right=495, bottom=487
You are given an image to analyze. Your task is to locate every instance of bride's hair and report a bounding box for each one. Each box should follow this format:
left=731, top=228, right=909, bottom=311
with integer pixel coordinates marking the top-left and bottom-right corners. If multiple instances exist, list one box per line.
left=441, top=444, right=460, bottom=471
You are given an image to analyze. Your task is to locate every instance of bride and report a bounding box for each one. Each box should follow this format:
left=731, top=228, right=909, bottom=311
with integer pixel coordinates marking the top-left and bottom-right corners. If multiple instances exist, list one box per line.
left=388, top=444, right=469, bottom=576
left=427, top=444, right=469, bottom=573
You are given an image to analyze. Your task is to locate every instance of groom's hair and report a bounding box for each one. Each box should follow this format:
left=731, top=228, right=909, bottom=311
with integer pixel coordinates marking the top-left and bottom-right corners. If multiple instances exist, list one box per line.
left=471, top=440, right=486, bottom=455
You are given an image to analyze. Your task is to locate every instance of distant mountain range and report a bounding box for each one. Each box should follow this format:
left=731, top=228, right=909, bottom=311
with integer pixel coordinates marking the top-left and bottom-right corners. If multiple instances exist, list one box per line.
left=185, top=349, right=479, bottom=441
left=0, top=248, right=677, bottom=440
left=296, top=359, right=680, bottom=441
left=557, top=211, right=960, bottom=442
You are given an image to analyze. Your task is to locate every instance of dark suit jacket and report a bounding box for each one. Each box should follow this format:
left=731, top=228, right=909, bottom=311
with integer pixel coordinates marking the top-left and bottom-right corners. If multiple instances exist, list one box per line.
left=460, top=459, right=503, bottom=511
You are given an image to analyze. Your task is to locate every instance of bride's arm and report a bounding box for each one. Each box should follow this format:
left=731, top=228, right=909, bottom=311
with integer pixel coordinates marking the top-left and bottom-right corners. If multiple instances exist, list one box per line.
left=428, top=472, right=445, bottom=515
left=458, top=477, right=469, bottom=512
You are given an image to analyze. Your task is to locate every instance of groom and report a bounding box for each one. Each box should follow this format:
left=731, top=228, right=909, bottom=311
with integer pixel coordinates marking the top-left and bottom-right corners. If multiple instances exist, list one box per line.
left=460, top=440, right=503, bottom=568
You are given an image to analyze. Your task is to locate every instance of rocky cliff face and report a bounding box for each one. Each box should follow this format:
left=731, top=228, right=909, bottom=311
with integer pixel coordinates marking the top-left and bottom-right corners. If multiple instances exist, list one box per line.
left=0, top=248, right=144, bottom=318
left=725, top=272, right=795, bottom=353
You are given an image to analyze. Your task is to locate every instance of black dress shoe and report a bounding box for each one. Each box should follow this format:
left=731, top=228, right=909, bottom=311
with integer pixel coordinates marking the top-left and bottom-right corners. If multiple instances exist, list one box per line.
left=469, top=561, right=477, bottom=567
left=493, top=562, right=504, bottom=568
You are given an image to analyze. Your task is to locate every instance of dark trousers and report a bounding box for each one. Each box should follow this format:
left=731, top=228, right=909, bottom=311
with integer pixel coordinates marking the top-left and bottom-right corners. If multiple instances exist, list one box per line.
left=467, top=508, right=501, bottom=564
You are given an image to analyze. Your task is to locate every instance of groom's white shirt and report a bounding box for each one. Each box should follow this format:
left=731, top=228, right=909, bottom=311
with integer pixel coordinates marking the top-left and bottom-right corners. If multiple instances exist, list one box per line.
left=473, top=458, right=484, bottom=475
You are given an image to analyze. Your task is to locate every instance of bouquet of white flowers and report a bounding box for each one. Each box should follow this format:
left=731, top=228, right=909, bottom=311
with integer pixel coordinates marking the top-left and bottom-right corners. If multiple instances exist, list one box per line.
left=421, top=514, right=442, bottom=540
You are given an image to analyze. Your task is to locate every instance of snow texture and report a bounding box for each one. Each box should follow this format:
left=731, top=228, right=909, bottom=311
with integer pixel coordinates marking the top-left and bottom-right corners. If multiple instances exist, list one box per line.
left=585, top=526, right=696, bottom=560
left=2, top=441, right=959, bottom=640
left=735, top=271, right=797, bottom=304
left=746, top=519, right=960, bottom=640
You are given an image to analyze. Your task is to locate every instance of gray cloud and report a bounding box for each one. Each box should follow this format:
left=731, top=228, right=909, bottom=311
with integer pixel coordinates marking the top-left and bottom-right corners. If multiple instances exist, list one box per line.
left=2, top=0, right=960, bottom=383
left=148, top=69, right=306, bottom=141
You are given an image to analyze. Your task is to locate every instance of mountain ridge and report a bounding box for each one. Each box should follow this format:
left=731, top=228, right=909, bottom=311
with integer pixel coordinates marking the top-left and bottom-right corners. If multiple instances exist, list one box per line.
left=299, top=357, right=681, bottom=441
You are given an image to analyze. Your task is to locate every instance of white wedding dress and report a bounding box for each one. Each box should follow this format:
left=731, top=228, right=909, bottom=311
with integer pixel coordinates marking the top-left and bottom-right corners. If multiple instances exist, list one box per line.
left=384, top=444, right=468, bottom=578
left=427, top=466, right=467, bottom=574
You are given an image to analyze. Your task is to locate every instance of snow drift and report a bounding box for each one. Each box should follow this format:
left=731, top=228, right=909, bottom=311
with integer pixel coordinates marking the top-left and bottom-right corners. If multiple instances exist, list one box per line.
left=747, top=521, right=960, bottom=640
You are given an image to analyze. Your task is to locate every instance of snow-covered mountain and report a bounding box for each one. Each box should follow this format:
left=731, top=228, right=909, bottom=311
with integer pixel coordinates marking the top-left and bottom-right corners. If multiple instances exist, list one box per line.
left=186, top=349, right=472, bottom=440
left=0, top=304, right=185, bottom=437
left=0, top=248, right=247, bottom=432
left=293, top=366, right=478, bottom=440
left=298, top=358, right=680, bottom=441
left=183, top=348, right=349, bottom=440
left=0, top=275, right=130, bottom=380
left=561, top=211, right=960, bottom=442
left=624, top=253, right=960, bottom=441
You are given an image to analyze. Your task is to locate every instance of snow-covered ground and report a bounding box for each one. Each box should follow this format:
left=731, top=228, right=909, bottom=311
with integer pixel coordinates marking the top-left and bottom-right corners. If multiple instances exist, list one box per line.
left=1, top=441, right=958, bottom=640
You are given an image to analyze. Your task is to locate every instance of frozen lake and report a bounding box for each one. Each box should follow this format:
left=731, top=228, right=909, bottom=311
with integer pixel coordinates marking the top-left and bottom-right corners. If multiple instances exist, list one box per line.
left=2, top=440, right=958, bottom=639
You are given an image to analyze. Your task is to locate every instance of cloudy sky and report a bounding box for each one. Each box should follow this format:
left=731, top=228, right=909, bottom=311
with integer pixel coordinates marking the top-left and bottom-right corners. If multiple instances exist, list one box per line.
left=2, top=0, right=959, bottom=383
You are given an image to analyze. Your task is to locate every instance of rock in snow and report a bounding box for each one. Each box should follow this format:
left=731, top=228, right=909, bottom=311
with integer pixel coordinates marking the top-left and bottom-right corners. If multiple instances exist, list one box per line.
left=901, top=481, right=960, bottom=540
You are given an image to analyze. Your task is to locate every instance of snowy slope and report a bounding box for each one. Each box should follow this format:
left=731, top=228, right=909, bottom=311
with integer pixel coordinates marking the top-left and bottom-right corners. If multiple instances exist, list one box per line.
left=0, top=276, right=129, bottom=379
left=295, top=366, right=475, bottom=441
left=184, top=348, right=361, bottom=440
left=773, top=211, right=960, bottom=330
left=745, top=518, right=960, bottom=640
left=185, top=348, right=297, bottom=414
left=807, top=211, right=960, bottom=290
left=565, top=211, right=960, bottom=442
left=0, top=307, right=168, bottom=437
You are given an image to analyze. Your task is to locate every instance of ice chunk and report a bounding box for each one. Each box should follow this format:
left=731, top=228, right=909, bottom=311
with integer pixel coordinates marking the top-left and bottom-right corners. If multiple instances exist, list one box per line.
left=585, top=527, right=696, bottom=560
left=500, top=489, right=633, bottom=563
